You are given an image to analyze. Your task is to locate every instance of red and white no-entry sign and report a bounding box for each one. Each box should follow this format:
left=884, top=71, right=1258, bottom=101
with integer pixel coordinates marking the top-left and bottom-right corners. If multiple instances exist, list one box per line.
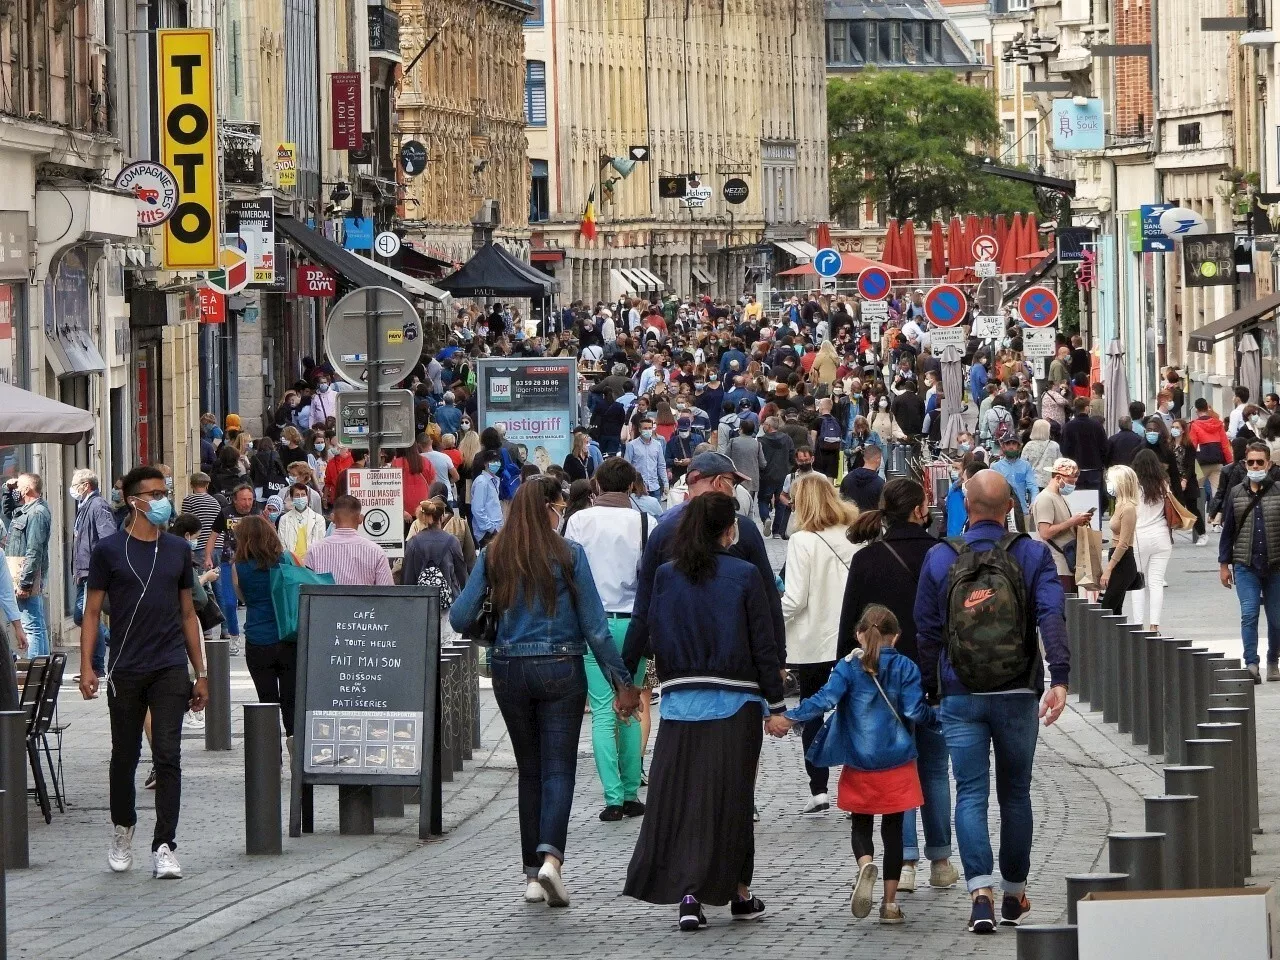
left=972, top=234, right=999, bottom=263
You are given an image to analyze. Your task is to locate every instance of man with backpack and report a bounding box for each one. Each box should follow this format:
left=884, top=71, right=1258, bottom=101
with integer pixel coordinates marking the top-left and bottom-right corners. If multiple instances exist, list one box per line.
left=813, top=397, right=844, bottom=479
left=913, top=470, right=1069, bottom=935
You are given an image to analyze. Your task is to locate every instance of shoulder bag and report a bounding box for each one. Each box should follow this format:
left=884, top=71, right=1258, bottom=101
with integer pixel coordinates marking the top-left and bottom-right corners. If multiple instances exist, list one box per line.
left=1163, top=485, right=1195, bottom=532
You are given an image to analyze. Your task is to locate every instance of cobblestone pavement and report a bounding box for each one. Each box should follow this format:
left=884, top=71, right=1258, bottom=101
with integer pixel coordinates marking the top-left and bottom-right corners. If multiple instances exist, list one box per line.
left=8, top=529, right=1276, bottom=960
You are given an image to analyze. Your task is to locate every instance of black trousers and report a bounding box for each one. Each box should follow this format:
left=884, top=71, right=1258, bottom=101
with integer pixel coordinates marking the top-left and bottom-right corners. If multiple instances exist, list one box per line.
left=795, top=662, right=836, bottom=795
left=108, top=666, right=191, bottom=851
left=851, top=812, right=905, bottom=882
left=245, top=641, right=298, bottom=736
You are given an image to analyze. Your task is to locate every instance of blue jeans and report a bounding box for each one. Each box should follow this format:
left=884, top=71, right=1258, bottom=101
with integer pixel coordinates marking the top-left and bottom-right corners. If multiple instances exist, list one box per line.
left=18, top=592, right=47, bottom=657
left=940, top=692, right=1039, bottom=896
left=903, top=721, right=954, bottom=862
left=216, top=561, right=240, bottom=637
left=74, top=580, right=109, bottom=675
left=1233, top=565, right=1280, bottom=666
left=491, top=654, right=588, bottom=876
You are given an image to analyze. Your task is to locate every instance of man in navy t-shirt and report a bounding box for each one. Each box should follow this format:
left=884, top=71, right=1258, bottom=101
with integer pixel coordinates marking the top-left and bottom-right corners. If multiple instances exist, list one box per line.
left=80, top=465, right=208, bottom=881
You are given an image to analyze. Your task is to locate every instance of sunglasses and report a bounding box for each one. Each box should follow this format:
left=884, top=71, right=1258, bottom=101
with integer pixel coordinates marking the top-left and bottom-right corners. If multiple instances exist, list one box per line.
left=1246, top=459, right=1268, bottom=468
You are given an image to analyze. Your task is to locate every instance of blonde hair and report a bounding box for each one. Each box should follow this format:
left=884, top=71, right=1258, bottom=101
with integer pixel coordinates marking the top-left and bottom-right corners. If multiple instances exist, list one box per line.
left=791, top=472, right=859, bottom=534
left=1029, top=419, right=1051, bottom=442
left=1106, top=464, right=1140, bottom=508
left=855, top=604, right=900, bottom=675
left=458, top=429, right=483, bottom=464
left=282, top=425, right=302, bottom=446
left=416, top=499, right=446, bottom=526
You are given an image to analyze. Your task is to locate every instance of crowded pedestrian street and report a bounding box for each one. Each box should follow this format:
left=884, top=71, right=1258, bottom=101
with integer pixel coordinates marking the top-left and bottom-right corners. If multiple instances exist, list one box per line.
left=2, top=537, right=1272, bottom=960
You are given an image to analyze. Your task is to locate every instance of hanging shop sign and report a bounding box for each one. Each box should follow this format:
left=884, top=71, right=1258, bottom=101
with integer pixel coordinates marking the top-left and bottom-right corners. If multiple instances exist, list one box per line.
left=276, top=142, right=297, bottom=188
left=227, top=198, right=276, bottom=285
left=114, top=162, right=180, bottom=228
left=1182, top=232, right=1237, bottom=287
left=157, top=29, right=219, bottom=269
left=330, top=72, right=363, bottom=151
left=296, top=265, right=337, bottom=298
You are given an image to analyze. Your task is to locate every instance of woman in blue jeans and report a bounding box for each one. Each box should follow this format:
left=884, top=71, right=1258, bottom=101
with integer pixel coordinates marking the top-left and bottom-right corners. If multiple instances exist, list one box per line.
left=451, top=475, right=640, bottom=908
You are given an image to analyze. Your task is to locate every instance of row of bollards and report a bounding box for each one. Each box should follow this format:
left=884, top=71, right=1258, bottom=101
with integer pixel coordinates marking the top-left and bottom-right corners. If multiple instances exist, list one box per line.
left=243, top=637, right=482, bottom=852
left=1017, top=598, right=1262, bottom=959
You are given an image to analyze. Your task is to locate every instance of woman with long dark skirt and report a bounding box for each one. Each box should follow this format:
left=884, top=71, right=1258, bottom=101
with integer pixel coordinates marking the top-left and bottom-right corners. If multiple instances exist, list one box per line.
left=623, top=493, right=788, bottom=931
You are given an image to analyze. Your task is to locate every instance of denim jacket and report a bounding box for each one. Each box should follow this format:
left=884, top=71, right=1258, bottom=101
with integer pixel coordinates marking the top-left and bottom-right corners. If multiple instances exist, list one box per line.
left=1, top=494, right=50, bottom=591
left=449, top=540, right=632, bottom=689
left=785, top=647, right=937, bottom=772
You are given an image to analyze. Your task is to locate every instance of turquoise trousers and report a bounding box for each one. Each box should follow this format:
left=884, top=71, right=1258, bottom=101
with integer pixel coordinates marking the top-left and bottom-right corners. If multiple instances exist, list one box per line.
left=584, top=617, right=647, bottom=806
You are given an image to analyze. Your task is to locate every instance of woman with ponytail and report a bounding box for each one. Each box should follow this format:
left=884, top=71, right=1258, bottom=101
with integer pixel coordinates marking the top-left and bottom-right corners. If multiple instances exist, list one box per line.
left=624, top=492, right=788, bottom=932
left=773, top=604, right=938, bottom=924
left=840, top=478, right=960, bottom=895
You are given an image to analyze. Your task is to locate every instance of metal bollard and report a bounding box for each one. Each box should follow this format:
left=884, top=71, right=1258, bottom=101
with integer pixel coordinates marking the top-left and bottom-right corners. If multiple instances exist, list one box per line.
left=337, top=785, right=375, bottom=835
left=1065, top=873, right=1129, bottom=924
left=243, top=703, right=282, bottom=855
left=1099, top=614, right=1127, bottom=725
left=1016, top=925, right=1079, bottom=960
left=1191, top=650, right=1220, bottom=732
left=445, top=654, right=466, bottom=772
left=372, top=785, right=405, bottom=819
left=1145, top=633, right=1165, bottom=755
left=438, top=655, right=456, bottom=783
left=1079, top=603, right=1100, bottom=709
left=1160, top=638, right=1193, bottom=763
left=1114, top=619, right=1136, bottom=735
left=1177, top=646, right=1207, bottom=755
left=1108, top=831, right=1166, bottom=891
left=450, top=642, right=475, bottom=762
left=1128, top=627, right=1153, bottom=746
left=1205, top=710, right=1252, bottom=874
left=1216, top=678, right=1261, bottom=833
left=1144, top=794, right=1199, bottom=889
left=1184, top=739, right=1235, bottom=886
left=1194, top=725, right=1247, bottom=884
left=204, top=639, right=232, bottom=751
left=469, top=641, right=482, bottom=752
left=1065, top=597, right=1086, bottom=702
left=1164, top=765, right=1215, bottom=888
left=0, top=712, right=26, bottom=870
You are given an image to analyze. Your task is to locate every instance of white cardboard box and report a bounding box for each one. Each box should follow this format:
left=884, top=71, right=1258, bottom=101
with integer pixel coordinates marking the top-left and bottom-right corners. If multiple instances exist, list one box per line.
left=1078, top=888, right=1276, bottom=960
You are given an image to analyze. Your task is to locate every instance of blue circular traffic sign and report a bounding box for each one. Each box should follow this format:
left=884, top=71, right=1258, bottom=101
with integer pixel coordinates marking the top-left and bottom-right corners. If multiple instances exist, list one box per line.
left=924, top=283, right=967, bottom=328
left=1018, top=285, right=1060, bottom=328
left=857, top=266, right=891, bottom=301
left=813, top=247, right=842, bottom=279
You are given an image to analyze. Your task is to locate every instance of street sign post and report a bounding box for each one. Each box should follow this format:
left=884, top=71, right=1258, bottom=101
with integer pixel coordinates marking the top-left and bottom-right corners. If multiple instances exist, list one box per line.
left=813, top=247, right=842, bottom=279
left=857, top=266, right=891, bottom=301
left=975, top=260, right=998, bottom=279
left=930, top=328, right=967, bottom=353
left=972, top=234, right=999, bottom=262
left=336, top=390, right=416, bottom=449
left=1023, top=328, right=1057, bottom=359
left=1018, top=285, right=1060, bottom=327
left=861, top=300, right=889, bottom=320
left=923, top=283, right=967, bottom=327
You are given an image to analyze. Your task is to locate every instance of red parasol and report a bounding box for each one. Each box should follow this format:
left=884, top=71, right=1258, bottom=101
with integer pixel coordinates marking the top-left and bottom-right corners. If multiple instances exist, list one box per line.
left=929, top=220, right=946, bottom=278
left=963, top=214, right=980, bottom=269
left=1001, top=212, right=1024, bottom=275
left=777, top=253, right=909, bottom=277
left=1025, top=213, right=1040, bottom=264
left=947, top=216, right=962, bottom=272
left=995, top=215, right=1009, bottom=265
left=883, top=219, right=901, bottom=271
left=816, top=221, right=832, bottom=251
left=981, top=215, right=994, bottom=240
left=901, top=220, right=919, bottom=280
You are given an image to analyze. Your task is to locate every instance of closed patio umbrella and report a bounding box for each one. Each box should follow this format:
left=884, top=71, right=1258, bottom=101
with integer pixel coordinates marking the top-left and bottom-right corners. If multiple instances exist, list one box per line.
left=901, top=220, right=919, bottom=280
left=1239, top=334, right=1262, bottom=406
left=1104, top=339, right=1131, bottom=438
left=883, top=219, right=901, bottom=272
left=930, top=220, right=946, bottom=278
left=940, top=344, right=966, bottom=450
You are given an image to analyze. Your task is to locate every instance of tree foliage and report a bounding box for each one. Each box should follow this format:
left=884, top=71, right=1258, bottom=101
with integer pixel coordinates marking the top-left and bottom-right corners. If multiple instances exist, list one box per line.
left=828, top=69, right=1039, bottom=222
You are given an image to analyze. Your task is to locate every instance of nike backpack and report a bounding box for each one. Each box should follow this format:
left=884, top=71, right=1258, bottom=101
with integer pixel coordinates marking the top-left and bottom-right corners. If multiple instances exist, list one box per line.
left=943, top=533, right=1034, bottom=692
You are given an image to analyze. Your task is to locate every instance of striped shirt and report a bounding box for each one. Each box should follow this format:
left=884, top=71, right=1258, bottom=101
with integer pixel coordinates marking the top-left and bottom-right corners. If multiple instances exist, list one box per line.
left=181, top=491, right=225, bottom=555
left=303, top=528, right=393, bottom=586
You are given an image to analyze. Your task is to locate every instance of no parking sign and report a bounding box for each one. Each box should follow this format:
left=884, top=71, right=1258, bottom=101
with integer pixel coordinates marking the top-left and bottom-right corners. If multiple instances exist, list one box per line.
left=923, top=284, right=967, bottom=328
left=857, top=266, right=891, bottom=301
left=1018, top=286, right=1060, bottom=328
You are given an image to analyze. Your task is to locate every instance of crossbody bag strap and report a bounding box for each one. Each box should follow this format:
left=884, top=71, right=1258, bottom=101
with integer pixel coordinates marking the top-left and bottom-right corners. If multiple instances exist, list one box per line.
left=853, top=650, right=904, bottom=728
left=817, top=534, right=851, bottom=571
left=881, top=540, right=912, bottom=576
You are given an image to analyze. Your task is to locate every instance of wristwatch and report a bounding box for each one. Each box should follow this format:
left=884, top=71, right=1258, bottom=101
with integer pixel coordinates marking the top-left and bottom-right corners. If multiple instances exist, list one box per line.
left=197, top=670, right=208, bottom=679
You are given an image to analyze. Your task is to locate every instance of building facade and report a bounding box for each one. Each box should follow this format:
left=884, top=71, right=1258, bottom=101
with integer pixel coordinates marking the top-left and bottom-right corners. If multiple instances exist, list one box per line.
left=528, top=0, right=830, bottom=305
left=396, top=0, right=533, bottom=262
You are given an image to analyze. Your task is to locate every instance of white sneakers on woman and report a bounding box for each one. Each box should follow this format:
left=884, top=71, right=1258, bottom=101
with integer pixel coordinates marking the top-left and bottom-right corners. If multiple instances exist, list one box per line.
left=537, top=861, right=570, bottom=907
left=524, top=880, right=547, bottom=903
left=801, top=792, right=830, bottom=814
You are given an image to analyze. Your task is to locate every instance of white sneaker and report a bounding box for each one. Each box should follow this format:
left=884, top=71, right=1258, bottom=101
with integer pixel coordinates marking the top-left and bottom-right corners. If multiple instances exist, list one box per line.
left=182, top=711, right=205, bottom=729
left=228, top=636, right=242, bottom=656
left=108, top=824, right=134, bottom=872
left=524, top=880, right=547, bottom=904
left=899, top=861, right=917, bottom=893
left=537, top=861, right=570, bottom=907
left=802, top=792, right=830, bottom=814
left=152, top=843, right=182, bottom=879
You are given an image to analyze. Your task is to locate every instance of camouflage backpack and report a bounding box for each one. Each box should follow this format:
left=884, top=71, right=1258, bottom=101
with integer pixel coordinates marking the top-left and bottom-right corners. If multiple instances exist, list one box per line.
left=943, top=533, right=1035, bottom=693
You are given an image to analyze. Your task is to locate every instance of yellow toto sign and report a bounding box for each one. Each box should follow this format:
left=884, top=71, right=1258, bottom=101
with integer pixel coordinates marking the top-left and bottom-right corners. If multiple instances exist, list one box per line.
left=157, top=29, right=218, bottom=270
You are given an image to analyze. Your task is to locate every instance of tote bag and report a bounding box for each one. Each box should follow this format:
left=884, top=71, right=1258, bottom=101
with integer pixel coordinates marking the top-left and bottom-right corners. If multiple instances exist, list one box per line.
left=269, top=555, right=335, bottom=643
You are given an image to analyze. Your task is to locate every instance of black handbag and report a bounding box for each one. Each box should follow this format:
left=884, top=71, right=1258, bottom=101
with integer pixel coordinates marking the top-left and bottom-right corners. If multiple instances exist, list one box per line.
left=462, top=584, right=499, bottom=647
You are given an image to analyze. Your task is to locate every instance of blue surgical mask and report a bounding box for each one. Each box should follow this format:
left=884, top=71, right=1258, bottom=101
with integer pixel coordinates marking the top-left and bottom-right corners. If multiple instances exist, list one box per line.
left=110, top=489, right=122, bottom=505
left=486, top=461, right=502, bottom=474
left=1171, top=427, right=1183, bottom=438
left=318, top=383, right=330, bottom=393
left=641, top=429, right=654, bottom=440
left=135, top=496, right=173, bottom=527
left=958, top=442, right=971, bottom=453
left=1248, top=469, right=1268, bottom=483
left=187, top=538, right=199, bottom=552
left=1145, top=431, right=1160, bottom=445
left=314, top=441, right=325, bottom=451
left=292, top=497, right=308, bottom=512
left=1060, top=483, right=1077, bottom=495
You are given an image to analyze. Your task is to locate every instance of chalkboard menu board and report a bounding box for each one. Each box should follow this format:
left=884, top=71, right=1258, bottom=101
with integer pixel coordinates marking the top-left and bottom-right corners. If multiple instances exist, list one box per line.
left=290, top=584, right=440, bottom=840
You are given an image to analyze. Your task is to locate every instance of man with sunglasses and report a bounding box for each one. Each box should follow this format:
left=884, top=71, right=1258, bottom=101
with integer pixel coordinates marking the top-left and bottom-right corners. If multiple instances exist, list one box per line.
left=79, top=465, right=208, bottom=879
left=1219, top=441, right=1280, bottom=682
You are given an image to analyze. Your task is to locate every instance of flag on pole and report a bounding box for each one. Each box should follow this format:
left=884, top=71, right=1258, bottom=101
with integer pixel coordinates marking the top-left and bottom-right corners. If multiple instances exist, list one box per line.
left=579, top=187, right=597, bottom=240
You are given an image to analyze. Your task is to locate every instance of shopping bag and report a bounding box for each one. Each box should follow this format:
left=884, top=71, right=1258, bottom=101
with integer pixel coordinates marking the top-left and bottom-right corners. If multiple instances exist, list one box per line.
left=269, top=556, right=334, bottom=643
left=1074, top=526, right=1103, bottom=591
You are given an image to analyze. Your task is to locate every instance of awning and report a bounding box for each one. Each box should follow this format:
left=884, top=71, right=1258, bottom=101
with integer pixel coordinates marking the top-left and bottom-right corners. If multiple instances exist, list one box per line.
left=1188, top=291, right=1280, bottom=353
left=632, top=267, right=665, bottom=291
left=0, top=380, right=95, bottom=444
left=621, top=267, right=650, bottom=291
left=610, top=268, right=637, bottom=298
left=276, top=215, right=407, bottom=293
left=530, top=249, right=565, bottom=264
left=691, top=266, right=715, bottom=285
left=45, top=324, right=106, bottom=378
left=772, top=239, right=819, bottom=263
left=351, top=252, right=451, bottom=304
left=394, top=244, right=453, bottom=277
